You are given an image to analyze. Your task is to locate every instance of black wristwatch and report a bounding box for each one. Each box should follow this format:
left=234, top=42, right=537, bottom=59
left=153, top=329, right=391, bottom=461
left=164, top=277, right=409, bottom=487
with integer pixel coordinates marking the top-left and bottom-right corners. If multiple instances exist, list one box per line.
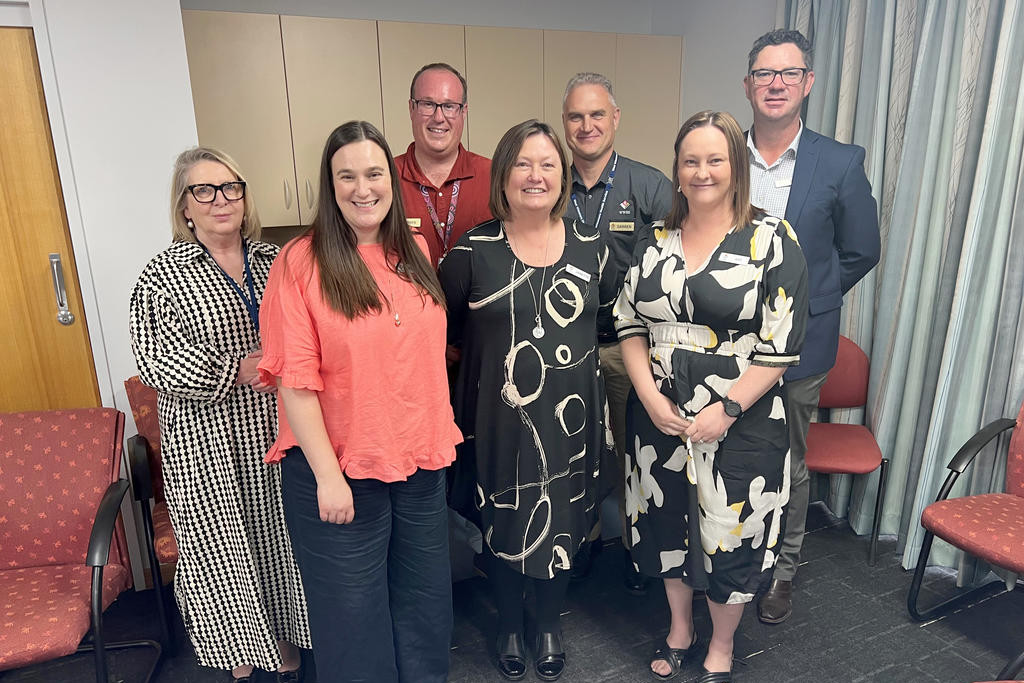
left=722, top=396, right=744, bottom=419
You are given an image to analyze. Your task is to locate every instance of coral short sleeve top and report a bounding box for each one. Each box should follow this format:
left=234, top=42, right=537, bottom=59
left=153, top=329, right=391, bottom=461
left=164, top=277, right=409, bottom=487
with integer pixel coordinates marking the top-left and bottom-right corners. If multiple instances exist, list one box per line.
left=258, top=234, right=462, bottom=481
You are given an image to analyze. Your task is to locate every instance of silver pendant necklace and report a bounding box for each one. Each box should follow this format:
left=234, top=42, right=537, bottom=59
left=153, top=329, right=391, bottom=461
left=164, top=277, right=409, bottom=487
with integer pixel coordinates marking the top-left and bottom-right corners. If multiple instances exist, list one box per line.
left=505, top=221, right=552, bottom=340
left=382, top=258, right=403, bottom=327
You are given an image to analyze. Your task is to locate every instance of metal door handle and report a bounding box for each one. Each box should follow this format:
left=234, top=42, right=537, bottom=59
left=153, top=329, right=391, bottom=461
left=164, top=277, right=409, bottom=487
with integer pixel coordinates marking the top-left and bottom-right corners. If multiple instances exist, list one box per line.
left=305, top=179, right=314, bottom=209
left=48, top=253, right=75, bottom=326
left=283, top=179, right=292, bottom=210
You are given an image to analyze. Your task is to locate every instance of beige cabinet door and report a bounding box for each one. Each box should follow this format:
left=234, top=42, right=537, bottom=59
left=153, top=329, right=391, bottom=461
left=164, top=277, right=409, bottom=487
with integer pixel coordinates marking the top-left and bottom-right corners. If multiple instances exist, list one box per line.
left=614, top=34, right=682, bottom=178
left=282, top=16, right=384, bottom=224
left=377, top=21, right=466, bottom=156
left=542, top=30, right=617, bottom=136
left=465, top=26, right=543, bottom=159
left=182, top=10, right=299, bottom=226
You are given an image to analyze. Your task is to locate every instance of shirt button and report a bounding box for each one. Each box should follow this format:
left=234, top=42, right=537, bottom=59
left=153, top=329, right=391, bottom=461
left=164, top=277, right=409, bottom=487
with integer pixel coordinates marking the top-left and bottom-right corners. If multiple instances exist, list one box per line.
left=438, top=191, right=444, bottom=197
left=587, top=194, right=592, bottom=199
left=440, top=222, right=446, bottom=226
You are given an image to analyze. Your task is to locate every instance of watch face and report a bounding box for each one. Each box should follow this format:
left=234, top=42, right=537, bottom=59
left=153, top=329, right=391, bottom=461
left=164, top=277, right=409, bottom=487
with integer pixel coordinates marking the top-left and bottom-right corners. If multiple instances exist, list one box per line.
left=724, top=399, right=742, bottom=418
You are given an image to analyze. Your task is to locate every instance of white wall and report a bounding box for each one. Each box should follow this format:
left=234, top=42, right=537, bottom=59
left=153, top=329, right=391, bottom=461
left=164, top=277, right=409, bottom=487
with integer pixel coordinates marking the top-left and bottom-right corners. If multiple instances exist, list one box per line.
left=32, top=0, right=198, bottom=585
left=37, top=0, right=198, bottom=413
left=652, top=0, right=781, bottom=130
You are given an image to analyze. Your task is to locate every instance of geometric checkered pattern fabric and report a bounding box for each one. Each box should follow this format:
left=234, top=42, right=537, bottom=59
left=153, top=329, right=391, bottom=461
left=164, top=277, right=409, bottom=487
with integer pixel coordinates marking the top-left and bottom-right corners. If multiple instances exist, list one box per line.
left=921, top=492, right=1024, bottom=574
left=129, top=240, right=310, bottom=671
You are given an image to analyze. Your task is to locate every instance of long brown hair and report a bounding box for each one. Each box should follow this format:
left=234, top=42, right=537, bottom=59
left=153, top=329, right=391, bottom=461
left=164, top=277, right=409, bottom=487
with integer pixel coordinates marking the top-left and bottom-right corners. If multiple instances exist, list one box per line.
left=666, top=110, right=755, bottom=231
left=304, top=121, right=444, bottom=318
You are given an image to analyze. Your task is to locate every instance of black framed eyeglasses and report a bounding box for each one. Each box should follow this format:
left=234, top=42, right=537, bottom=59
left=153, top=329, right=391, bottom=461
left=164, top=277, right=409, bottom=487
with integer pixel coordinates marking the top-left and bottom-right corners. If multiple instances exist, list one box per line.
left=187, top=181, right=246, bottom=203
left=749, top=68, right=808, bottom=86
left=411, top=99, right=465, bottom=118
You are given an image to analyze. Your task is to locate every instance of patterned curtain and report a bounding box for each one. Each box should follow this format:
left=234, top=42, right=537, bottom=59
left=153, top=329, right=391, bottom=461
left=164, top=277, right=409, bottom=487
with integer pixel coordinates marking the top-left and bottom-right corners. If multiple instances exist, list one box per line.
left=783, top=0, right=1024, bottom=573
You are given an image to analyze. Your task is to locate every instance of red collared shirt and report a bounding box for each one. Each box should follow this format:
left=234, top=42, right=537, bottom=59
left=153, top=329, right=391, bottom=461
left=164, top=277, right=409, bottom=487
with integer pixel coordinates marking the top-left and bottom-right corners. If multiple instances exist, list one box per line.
left=394, top=143, right=493, bottom=266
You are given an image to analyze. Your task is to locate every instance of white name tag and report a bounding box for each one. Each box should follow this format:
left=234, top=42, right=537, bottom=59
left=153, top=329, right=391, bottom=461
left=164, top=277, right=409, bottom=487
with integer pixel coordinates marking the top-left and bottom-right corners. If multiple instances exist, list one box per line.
left=719, top=252, right=749, bottom=265
left=775, top=177, right=792, bottom=188
left=566, top=263, right=592, bottom=281
left=406, top=218, right=421, bottom=228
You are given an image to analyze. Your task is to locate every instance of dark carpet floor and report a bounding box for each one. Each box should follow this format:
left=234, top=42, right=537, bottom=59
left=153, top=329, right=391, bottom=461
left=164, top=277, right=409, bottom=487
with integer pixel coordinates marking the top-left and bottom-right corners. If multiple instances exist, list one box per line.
left=3, top=503, right=1021, bottom=683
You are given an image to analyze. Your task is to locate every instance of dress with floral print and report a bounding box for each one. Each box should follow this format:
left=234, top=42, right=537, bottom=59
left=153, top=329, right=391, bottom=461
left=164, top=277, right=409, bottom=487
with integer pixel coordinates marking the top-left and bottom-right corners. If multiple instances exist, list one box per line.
left=614, top=213, right=808, bottom=604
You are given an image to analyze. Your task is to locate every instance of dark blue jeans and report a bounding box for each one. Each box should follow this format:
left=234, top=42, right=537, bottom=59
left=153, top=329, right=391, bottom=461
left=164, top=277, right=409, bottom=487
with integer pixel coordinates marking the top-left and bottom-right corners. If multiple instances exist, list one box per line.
left=281, top=449, right=452, bottom=683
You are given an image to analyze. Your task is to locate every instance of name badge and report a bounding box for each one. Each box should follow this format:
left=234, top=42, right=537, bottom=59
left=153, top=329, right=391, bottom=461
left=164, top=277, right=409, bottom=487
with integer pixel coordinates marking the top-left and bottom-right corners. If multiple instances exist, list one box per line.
left=565, top=263, right=592, bottom=282
left=406, top=218, right=421, bottom=228
left=719, top=252, right=750, bottom=265
left=774, top=177, right=792, bottom=188
left=609, top=221, right=634, bottom=232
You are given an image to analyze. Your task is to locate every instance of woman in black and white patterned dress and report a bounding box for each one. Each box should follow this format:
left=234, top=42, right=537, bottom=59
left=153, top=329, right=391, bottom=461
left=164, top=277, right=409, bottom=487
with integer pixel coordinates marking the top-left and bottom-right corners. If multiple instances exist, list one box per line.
left=129, top=148, right=310, bottom=682
left=616, top=112, right=807, bottom=682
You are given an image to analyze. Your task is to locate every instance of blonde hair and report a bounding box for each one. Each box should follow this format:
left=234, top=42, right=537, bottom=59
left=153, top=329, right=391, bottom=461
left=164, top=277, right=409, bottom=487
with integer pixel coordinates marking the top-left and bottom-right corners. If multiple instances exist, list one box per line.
left=169, top=146, right=261, bottom=242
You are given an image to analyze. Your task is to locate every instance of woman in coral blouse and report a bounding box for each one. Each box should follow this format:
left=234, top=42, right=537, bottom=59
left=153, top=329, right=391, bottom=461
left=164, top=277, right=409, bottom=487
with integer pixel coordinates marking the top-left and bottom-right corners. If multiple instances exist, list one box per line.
left=258, top=120, right=462, bottom=683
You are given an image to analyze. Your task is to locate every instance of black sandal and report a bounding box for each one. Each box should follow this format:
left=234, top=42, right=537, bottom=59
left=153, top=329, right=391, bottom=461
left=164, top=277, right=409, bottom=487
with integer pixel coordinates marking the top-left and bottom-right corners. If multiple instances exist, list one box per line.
left=534, top=631, right=566, bottom=681
left=495, top=631, right=527, bottom=681
left=650, top=632, right=699, bottom=681
left=696, top=666, right=732, bottom=682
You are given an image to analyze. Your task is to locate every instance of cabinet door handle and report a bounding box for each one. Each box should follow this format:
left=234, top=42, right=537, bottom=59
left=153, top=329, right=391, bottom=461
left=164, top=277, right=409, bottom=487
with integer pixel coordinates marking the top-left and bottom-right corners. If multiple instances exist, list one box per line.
left=305, top=179, right=315, bottom=209
left=283, top=179, right=292, bottom=210
left=48, top=253, right=75, bottom=326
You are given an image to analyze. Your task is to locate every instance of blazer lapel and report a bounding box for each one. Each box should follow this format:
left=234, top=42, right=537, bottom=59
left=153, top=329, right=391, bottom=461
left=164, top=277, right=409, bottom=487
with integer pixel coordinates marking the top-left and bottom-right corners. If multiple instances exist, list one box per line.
left=785, top=129, right=821, bottom=227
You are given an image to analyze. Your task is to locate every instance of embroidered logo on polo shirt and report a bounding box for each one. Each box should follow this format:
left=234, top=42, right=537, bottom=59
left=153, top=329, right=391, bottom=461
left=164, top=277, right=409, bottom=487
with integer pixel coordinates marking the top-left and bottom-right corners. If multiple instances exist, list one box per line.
left=619, top=200, right=631, bottom=210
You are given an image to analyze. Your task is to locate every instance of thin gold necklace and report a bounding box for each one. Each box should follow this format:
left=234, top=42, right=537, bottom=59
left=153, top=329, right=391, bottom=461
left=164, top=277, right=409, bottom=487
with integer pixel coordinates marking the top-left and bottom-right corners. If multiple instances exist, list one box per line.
left=380, top=255, right=403, bottom=327
left=505, top=221, right=552, bottom=339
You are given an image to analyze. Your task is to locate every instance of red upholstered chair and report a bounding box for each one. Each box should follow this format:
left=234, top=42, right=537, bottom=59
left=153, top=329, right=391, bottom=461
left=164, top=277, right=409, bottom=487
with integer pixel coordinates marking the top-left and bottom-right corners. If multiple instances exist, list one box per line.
left=0, top=408, right=164, bottom=682
left=124, top=376, right=179, bottom=575
left=907, top=397, right=1024, bottom=680
left=805, top=335, right=888, bottom=565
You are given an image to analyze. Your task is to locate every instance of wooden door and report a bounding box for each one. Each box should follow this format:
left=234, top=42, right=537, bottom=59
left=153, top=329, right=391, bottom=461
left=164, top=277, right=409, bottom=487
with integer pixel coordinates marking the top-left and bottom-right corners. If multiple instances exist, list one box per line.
left=281, top=15, right=384, bottom=225
left=0, top=27, right=100, bottom=411
left=182, top=10, right=299, bottom=226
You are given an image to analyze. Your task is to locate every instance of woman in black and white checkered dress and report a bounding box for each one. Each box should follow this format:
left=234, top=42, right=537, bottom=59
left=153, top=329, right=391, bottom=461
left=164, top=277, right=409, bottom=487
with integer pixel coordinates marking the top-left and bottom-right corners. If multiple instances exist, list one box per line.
left=129, top=147, right=310, bottom=682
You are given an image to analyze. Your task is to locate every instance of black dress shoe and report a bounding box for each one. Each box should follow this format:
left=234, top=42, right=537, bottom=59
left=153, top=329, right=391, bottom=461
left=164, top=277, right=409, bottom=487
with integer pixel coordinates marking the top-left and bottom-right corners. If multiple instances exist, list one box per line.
left=534, top=631, right=566, bottom=681
left=570, top=540, right=602, bottom=581
left=757, top=578, right=793, bottom=624
left=277, top=663, right=303, bottom=683
left=495, top=631, right=527, bottom=681
left=623, top=554, right=648, bottom=595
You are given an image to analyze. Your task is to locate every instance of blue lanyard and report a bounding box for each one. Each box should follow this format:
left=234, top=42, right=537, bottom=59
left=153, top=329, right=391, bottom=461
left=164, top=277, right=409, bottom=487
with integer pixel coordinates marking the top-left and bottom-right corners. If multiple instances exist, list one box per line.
left=199, top=238, right=260, bottom=335
left=571, top=152, right=618, bottom=229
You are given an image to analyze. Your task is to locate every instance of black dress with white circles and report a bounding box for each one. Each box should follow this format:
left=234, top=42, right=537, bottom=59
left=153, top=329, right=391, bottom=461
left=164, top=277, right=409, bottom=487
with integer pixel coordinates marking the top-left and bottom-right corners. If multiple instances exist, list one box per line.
left=440, top=218, right=618, bottom=580
left=129, top=239, right=310, bottom=670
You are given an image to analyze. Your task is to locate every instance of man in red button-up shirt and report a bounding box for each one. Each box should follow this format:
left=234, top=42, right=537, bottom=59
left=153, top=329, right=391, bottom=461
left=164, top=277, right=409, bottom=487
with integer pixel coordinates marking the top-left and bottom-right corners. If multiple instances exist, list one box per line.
left=394, top=63, right=493, bottom=267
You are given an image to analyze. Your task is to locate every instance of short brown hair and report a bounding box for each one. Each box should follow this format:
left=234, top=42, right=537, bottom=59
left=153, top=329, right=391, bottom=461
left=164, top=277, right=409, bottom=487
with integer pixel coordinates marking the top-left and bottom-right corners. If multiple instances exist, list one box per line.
left=170, top=146, right=260, bottom=242
left=666, top=110, right=754, bottom=230
left=409, top=62, right=467, bottom=103
left=489, top=120, right=571, bottom=222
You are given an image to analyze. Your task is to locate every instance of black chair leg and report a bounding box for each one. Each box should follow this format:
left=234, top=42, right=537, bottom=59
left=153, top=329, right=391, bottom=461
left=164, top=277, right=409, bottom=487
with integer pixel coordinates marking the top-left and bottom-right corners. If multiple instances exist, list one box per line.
left=90, top=566, right=107, bottom=683
left=996, top=646, right=1024, bottom=680
left=907, top=529, right=1006, bottom=621
left=869, top=459, right=888, bottom=566
left=140, top=501, right=175, bottom=653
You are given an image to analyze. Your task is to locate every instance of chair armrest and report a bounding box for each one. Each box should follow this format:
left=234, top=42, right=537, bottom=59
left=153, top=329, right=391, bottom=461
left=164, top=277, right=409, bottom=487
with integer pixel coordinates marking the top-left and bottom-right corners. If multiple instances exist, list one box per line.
left=127, top=434, right=154, bottom=502
left=934, top=417, right=1017, bottom=502
left=86, top=479, right=131, bottom=568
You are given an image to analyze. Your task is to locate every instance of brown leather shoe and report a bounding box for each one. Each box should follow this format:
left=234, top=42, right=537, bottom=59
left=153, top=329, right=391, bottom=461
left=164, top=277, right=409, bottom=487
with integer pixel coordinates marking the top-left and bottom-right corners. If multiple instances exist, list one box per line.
left=757, top=579, right=793, bottom=624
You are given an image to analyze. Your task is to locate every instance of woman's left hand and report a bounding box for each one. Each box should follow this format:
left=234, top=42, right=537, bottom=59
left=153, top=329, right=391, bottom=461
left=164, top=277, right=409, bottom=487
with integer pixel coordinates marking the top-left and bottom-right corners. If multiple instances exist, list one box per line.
left=684, top=401, right=736, bottom=445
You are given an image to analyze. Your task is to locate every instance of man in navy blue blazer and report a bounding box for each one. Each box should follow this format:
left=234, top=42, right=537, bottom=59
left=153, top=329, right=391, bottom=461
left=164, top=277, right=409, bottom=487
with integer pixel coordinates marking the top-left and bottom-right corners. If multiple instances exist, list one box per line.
left=743, top=29, right=881, bottom=624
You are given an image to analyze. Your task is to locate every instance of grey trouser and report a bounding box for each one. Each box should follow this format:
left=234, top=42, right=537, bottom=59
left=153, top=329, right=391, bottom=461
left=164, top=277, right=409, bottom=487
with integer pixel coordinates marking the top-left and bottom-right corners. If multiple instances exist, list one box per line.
left=598, top=341, right=631, bottom=548
left=773, top=371, right=828, bottom=581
